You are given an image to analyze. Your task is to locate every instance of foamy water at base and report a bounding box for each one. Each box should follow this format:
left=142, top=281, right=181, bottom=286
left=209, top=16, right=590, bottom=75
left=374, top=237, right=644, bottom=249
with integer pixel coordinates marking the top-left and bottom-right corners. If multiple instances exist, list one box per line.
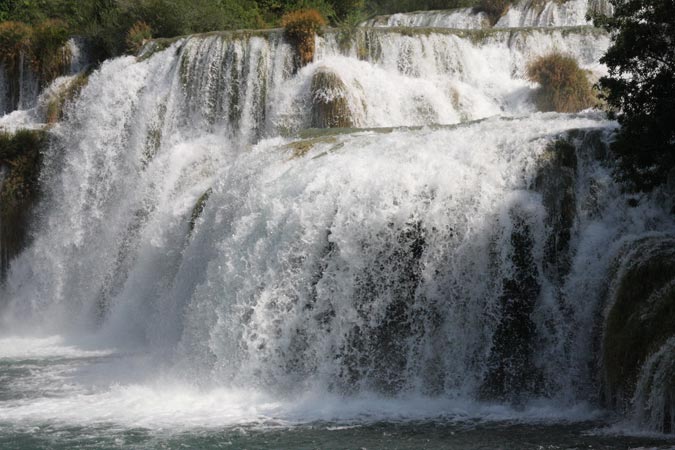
left=0, top=336, right=673, bottom=449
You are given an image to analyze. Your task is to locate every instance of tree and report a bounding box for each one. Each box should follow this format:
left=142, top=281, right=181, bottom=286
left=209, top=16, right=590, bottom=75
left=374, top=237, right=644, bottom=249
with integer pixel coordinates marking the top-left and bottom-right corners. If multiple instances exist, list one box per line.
left=595, top=0, right=675, bottom=191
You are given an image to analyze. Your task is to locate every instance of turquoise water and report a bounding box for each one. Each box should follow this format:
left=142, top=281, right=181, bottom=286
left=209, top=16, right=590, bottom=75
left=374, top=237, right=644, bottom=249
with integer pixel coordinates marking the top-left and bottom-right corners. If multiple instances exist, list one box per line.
left=1, top=339, right=673, bottom=450
left=2, top=419, right=674, bottom=449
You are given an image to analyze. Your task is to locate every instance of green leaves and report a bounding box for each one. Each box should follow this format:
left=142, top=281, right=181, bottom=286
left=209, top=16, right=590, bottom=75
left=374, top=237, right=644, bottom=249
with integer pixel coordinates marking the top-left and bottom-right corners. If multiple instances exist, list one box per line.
left=597, top=0, right=675, bottom=191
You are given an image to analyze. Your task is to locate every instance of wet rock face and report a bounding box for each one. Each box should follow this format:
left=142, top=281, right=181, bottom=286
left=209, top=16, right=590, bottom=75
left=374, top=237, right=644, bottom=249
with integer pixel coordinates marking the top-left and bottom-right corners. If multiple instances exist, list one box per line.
left=481, top=211, right=542, bottom=403
left=534, top=139, right=577, bottom=282
left=337, top=220, right=427, bottom=394
left=310, top=68, right=354, bottom=129
left=0, top=129, right=46, bottom=280
left=602, top=236, right=675, bottom=432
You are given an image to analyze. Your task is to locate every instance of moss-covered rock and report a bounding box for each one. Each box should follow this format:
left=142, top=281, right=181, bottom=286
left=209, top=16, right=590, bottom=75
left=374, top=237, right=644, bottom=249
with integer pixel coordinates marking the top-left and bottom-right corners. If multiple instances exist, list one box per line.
left=43, top=72, right=89, bottom=124
left=602, top=236, right=675, bottom=432
left=311, top=68, right=354, bottom=129
left=0, top=129, right=47, bottom=278
left=188, top=188, right=212, bottom=234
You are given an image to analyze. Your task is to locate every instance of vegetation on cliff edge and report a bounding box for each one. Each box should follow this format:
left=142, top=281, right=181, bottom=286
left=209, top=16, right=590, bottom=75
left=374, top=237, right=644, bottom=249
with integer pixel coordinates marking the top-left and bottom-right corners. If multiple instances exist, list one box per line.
left=594, top=0, right=675, bottom=191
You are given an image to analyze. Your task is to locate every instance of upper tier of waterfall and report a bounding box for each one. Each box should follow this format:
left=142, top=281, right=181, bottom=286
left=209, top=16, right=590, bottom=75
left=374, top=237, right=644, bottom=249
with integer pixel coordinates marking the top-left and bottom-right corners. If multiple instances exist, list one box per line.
left=363, top=0, right=613, bottom=29
left=2, top=26, right=607, bottom=136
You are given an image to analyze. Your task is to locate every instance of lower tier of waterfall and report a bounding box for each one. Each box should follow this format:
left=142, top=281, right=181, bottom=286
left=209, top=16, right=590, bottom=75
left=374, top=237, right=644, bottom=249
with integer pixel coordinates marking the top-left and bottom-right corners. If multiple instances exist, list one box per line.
left=1, top=111, right=674, bottom=441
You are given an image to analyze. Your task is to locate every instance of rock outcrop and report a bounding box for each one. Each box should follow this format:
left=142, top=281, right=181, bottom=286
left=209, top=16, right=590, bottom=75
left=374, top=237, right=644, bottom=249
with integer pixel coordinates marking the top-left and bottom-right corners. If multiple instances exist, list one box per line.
left=311, top=68, right=354, bottom=129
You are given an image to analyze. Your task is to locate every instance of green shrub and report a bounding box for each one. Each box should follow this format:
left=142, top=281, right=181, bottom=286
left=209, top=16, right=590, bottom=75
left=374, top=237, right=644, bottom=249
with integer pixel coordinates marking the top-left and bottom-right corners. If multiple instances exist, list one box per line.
left=527, top=52, right=596, bottom=113
left=0, top=21, right=31, bottom=72
left=282, top=8, right=328, bottom=66
left=333, top=0, right=365, bottom=19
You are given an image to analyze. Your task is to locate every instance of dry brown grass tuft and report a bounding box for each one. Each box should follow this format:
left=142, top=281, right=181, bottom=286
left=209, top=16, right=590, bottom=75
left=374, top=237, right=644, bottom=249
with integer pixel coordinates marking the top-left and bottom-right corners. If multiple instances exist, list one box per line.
left=126, top=21, right=153, bottom=54
left=282, top=9, right=327, bottom=67
left=527, top=52, right=597, bottom=113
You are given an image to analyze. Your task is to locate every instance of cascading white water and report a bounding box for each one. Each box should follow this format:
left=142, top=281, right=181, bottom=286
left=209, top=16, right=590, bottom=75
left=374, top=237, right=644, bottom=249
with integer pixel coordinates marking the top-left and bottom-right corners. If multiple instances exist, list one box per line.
left=0, top=52, right=39, bottom=116
left=363, top=8, right=489, bottom=28
left=0, top=25, right=673, bottom=436
left=362, top=0, right=613, bottom=29
left=305, top=27, right=608, bottom=128
left=495, top=0, right=613, bottom=28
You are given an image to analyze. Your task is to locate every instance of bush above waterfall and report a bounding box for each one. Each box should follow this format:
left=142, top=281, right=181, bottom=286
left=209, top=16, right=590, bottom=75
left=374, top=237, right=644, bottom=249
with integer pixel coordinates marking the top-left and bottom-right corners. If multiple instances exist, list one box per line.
left=0, top=21, right=31, bottom=70
left=29, top=20, right=72, bottom=85
left=125, top=21, right=153, bottom=54
left=0, top=20, right=71, bottom=88
left=282, top=9, right=328, bottom=66
left=527, top=52, right=596, bottom=113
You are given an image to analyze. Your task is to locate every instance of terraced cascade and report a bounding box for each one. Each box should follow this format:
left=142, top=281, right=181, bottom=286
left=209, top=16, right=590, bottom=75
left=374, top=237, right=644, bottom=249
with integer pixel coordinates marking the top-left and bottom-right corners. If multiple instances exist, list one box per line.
left=0, top=9, right=673, bottom=449
left=363, top=0, right=613, bottom=28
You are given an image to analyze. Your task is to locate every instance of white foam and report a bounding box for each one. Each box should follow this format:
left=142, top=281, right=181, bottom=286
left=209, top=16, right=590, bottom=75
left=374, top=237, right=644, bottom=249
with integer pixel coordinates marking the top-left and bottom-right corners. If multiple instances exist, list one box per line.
left=0, top=372, right=604, bottom=429
left=0, top=336, right=114, bottom=360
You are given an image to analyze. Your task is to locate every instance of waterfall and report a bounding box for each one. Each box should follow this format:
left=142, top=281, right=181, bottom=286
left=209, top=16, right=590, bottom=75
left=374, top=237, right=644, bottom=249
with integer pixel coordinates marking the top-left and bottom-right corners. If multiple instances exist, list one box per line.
left=363, top=8, right=489, bottom=28
left=0, top=52, right=41, bottom=115
left=496, top=0, right=613, bottom=28
left=363, top=0, right=613, bottom=29
left=0, top=22, right=673, bottom=436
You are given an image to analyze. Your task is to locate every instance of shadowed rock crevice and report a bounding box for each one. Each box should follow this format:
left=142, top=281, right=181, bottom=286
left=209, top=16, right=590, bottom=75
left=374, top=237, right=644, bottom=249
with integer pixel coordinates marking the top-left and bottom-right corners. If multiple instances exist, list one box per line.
left=481, top=211, right=542, bottom=403
left=534, top=138, right=577, bottom=282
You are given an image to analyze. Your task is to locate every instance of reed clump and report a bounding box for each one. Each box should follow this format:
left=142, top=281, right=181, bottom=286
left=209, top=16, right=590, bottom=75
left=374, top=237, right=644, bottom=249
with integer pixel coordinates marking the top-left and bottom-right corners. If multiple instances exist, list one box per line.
left=527, top=52, right=596, bottom=113
left=282, top=9, right=327, bottom=67
left=126, top=21, right=153, bottom=54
